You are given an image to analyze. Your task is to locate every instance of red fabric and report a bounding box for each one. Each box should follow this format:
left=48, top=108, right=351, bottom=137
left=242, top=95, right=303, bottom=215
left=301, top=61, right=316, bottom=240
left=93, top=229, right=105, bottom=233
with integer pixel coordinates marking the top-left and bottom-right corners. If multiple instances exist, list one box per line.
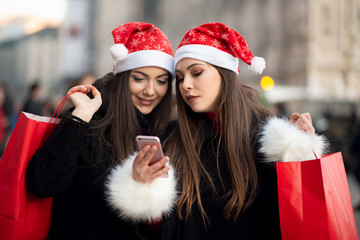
left=276, top=152, right=358, bottom=240
left=0, top=112, right=59, bottom=240
left=112, top=22, right=173, bottom=56
left=205, top=112, right=216, bottom=122
left=205, top=112, right=221, bottom=132
left=147, top=219, right=162, bottom=235
left=177, top=23, right=254, bottom=65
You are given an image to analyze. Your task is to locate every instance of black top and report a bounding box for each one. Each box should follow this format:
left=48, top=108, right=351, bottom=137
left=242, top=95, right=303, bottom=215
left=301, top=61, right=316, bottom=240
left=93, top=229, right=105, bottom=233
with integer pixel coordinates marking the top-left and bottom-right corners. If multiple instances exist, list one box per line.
left=161, top=115, right=281, bottom=240
left=26, top=110, right=174, bottom=240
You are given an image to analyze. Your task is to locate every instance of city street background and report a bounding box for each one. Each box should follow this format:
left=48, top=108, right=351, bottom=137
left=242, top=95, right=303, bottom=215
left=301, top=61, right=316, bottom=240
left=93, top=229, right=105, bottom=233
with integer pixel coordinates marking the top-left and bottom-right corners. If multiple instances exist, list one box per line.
left=1, top=0, right=360, bottom=237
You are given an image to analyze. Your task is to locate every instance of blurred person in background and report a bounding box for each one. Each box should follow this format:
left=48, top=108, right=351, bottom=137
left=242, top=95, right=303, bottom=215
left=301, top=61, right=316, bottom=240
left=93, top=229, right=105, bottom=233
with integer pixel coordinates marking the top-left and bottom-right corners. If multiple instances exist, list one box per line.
left=350, top=115, right=360, bottom=210
left=22, top=82, right=44, bottom=116
left=69, top=73, right=96, bottom=88
left=150, top=22, right=325, bottom=240
left=0, top=83, right=12, bottom=156
left=26, top=22, right=177, bottom=239
left=53, top=73, right=97, bottom=116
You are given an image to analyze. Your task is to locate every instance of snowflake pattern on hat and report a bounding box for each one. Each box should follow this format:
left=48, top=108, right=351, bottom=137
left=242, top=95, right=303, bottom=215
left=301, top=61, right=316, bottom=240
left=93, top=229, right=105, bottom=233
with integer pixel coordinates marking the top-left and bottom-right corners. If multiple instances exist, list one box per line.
left=175, top=22, right=265, bottom=75
left=112, top=22, right=173, bottom=56
left=110, top=22, right=174, bottom=75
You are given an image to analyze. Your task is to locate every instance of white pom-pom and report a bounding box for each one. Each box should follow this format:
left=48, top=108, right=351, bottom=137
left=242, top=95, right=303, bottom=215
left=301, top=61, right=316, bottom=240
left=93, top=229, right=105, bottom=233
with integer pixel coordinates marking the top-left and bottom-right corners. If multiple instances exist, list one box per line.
left=109, top=44, right=128, bottom=62
left=248, top=56, right=266, bottom=75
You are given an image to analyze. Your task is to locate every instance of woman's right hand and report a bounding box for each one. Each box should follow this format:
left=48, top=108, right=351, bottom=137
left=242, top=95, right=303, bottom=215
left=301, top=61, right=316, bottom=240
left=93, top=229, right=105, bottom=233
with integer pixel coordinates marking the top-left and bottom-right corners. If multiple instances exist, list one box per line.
left=67, top=85, right=102, bottom=122
left=132, top=145, right=170, bottom=184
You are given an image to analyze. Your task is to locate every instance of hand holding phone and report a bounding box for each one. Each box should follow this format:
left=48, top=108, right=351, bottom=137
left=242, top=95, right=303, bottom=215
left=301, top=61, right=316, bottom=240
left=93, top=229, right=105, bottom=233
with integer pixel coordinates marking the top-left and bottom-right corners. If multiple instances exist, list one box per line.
left=135, top=135, right=168, bottom=178
left=136, top=135, right=164, bottom=165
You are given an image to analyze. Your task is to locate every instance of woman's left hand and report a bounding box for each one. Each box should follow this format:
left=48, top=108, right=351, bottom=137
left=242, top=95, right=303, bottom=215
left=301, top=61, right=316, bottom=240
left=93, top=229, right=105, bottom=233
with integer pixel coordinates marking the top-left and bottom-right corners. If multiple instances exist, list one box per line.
left=289, top=112, right=315, bottom=135
left=132, top=145, right=170, bottom=184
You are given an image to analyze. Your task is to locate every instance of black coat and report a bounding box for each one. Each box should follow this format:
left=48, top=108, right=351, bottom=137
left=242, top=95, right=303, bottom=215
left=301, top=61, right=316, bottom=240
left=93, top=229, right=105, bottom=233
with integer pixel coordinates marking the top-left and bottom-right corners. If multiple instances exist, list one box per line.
left=161, top=116, right=281, bottom=240
left=26, top=111, right=174, bottom=240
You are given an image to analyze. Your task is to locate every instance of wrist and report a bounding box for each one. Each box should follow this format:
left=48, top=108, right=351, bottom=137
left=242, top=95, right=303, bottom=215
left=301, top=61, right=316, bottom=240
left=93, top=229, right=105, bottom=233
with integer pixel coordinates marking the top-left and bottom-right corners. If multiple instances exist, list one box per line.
left=71, top=109, right=93, bottom=123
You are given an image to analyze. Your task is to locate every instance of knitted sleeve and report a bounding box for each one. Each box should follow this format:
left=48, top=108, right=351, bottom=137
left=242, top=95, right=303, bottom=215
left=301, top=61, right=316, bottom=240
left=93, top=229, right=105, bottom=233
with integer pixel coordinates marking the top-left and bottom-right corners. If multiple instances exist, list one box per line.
left=26, top=114, right=91, bottom=198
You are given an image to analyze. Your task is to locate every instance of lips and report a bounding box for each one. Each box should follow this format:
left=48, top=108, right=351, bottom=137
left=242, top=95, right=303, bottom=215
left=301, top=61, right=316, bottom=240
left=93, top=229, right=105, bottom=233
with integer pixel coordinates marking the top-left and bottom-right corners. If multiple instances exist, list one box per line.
left=186, top=95, right=199, bottom=103
left=138, top=97, right=155, bottom=106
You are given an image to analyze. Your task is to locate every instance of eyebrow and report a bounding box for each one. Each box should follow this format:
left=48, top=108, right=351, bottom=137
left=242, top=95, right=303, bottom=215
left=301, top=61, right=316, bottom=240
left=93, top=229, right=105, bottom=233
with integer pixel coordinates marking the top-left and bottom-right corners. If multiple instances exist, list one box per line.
left=176, top=63, right=206, bottom=73
left=132, top=70, right=169, bottom=78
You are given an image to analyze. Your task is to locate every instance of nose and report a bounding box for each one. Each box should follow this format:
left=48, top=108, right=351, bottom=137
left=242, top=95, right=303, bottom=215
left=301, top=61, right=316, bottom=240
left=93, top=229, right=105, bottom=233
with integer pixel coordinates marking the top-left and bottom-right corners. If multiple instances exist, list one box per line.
left=180, top=76, right=193, bottom=90
left=144, top=82, right=155, bottom=96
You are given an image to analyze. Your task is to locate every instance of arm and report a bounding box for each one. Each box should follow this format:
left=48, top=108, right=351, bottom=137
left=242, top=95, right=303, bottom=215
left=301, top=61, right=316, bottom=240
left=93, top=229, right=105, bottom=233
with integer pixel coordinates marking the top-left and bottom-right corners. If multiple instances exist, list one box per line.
left=26, top=115, right=90, bottom=197
left=258, top=113, right=328, bottom=162
left=105, top=147, right=177, bottom=223
left=26, top=85, right=102, bottom=197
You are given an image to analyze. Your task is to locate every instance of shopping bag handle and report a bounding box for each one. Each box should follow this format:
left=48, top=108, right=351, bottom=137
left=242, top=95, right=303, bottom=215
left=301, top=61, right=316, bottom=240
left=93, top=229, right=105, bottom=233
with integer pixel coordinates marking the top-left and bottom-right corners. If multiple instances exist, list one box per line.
left=49, top=91, right=78, bottom=123
left=313, top=151, right=321, bottom=160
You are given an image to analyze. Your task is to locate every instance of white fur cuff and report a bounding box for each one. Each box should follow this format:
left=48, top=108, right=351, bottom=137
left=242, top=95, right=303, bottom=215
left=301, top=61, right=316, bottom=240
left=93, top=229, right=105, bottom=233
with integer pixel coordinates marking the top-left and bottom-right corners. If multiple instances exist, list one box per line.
left=105, top=152, right=177, bottom=223
left=258, top=117, right=328, bottom=162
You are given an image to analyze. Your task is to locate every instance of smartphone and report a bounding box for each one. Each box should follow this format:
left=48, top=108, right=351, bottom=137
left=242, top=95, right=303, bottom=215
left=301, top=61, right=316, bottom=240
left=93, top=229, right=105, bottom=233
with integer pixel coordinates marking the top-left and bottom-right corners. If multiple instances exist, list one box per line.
left=136, top=135, right=164, bottom=165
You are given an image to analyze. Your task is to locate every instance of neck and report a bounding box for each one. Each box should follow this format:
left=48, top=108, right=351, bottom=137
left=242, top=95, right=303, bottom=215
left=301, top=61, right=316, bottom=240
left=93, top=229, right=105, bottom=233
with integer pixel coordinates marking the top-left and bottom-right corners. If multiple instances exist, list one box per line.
left=205, top=112, right=221, bottom=132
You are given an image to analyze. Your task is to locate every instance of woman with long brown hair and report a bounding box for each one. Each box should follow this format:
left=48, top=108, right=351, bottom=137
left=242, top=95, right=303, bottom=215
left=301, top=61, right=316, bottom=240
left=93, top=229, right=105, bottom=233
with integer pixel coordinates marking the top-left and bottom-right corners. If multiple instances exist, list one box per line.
left=26, top=22, right=177, bottom=240
left=161, top=22, right=326, bottom=239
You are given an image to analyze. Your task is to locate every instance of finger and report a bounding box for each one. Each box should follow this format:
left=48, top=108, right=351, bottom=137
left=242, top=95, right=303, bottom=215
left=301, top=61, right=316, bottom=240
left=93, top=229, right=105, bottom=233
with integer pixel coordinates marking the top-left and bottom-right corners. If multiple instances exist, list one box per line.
left=142, top=145, right=158, bottom=165
left=67, top=87, right=84, bottom=95
left=152, top=165, right=170, bottom=179
left=299, top=114, right=313, bottom=129
left=149, top=156, right=169, bottom=171
left=91, top=86, right=101, bottom=99
left=300, top=112, right=312, bottom=124
left=68, top=85, right=91, bottom=94
left=289, top=113, right=300, bottom=124
left=134, top=145, right=151, bottom=164
left=300, top=123, right=315, bottom=134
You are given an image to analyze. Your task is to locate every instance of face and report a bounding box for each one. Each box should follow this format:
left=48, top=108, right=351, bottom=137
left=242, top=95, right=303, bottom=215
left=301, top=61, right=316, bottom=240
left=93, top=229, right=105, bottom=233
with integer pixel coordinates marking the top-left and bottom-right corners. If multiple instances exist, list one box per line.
left=129, top=66, right=169, bottom=115
left=176, top=58, right=222, bottom=113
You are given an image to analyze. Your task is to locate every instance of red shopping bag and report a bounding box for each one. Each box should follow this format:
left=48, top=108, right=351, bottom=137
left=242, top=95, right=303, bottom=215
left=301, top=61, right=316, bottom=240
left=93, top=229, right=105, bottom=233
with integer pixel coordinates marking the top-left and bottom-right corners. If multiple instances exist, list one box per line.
left=276, top=152, right=358, bottom=240
left=0, top=93, right=73, bottom=240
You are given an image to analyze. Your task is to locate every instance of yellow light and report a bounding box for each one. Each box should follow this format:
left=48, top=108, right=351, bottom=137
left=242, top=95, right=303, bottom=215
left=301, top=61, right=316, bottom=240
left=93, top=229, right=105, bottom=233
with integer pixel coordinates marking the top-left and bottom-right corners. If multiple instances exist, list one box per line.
left=260, top=76, right=274, bottom=91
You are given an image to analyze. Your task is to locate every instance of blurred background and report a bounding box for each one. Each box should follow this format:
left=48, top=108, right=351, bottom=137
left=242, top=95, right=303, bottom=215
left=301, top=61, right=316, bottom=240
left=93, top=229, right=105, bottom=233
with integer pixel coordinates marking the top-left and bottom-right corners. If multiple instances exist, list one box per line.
left=1, top=0, right=360, bottom=229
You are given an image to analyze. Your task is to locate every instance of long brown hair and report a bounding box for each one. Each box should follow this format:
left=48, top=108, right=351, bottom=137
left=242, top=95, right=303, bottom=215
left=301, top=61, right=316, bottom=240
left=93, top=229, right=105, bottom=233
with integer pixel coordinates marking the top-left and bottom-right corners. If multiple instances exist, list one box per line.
left=165, top=66, right=270, bottom=223
left=91, top=71, right=173, bottom=162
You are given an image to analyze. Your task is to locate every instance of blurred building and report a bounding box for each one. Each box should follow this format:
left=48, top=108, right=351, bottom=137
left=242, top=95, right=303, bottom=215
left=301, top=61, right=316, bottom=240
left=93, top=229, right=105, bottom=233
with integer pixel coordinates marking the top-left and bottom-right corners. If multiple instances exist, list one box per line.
left=0, top=0, right=359, bottom=108
left=0, top=22, right=60, bottom=99
left=88, top=0, right=360, bottom=101
left=0, top=0, right=91, bottom=102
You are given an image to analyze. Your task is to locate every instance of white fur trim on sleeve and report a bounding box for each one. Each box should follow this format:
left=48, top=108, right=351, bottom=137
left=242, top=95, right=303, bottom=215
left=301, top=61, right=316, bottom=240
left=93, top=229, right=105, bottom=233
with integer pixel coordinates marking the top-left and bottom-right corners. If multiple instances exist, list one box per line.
left=105, top=152, right=177, bottom=223
left=258, top=117, right=328, bottom=162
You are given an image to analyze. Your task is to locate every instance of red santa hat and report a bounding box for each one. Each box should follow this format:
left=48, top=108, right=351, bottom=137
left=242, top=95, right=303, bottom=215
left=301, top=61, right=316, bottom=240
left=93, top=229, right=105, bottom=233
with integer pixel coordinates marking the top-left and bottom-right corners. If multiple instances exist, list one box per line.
left=175, top=22, right=265, bottom=75
left=110, top=22, right=174, bottom=76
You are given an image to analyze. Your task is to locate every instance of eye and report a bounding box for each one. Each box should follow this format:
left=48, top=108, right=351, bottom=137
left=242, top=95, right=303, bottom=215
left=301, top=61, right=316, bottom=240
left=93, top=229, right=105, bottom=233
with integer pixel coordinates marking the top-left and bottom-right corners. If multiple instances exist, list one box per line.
left=132, top=75, right=144, bottom=82
left=176, top=76, right=184, bottom=82
left=192, top=70, right=202, bottom=77
left=156, top=79, right=168, bottom=85
left=176, top=73, right=184, bottom=82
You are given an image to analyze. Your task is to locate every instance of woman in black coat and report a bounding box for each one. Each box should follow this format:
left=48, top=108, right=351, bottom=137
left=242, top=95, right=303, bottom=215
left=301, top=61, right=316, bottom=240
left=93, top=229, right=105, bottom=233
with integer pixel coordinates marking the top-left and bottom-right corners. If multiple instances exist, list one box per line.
left=26, top=22, right=177, bottom=240
left=158, top=22, right=326, bottom=240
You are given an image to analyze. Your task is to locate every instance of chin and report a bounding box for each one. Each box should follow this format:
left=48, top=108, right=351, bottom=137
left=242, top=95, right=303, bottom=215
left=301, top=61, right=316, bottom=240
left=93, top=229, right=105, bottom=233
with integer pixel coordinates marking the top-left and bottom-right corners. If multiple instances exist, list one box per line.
left=190, top=106, right=209, bottom=113
left=138, top=107, right=154, bottom=115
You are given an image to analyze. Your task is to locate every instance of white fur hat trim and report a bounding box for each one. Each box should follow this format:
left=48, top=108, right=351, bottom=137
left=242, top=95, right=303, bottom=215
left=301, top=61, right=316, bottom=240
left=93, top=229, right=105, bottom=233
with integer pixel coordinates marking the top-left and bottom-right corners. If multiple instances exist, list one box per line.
left=258, top=117, right=327, bottom=162
left=106, top=152, right=177, bottom=223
